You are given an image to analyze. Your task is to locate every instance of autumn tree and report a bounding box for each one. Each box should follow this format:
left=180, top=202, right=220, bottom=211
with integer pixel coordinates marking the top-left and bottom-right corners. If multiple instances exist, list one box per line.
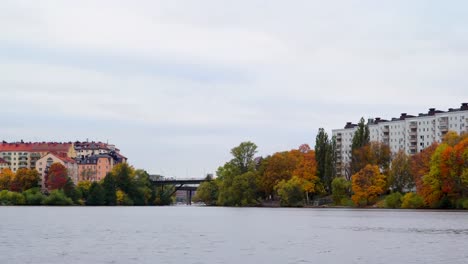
left=388, top=150, right=414, bottom=193
left=46, top=163, right=69, bottom=190
left=351, top=164, right=386, bottom=207
left=410, top=143, right=438, bottom=206
left=423, top=134, right=468, bottom=207
left=0, top=168, right=14, bottom=190
left=291, top=145, right=323, bottom=203
left=351, top=142, right=391, bottom=176
left=260, top=151, right=297, bottom=198
left=11, top=168, right=40, bottom=192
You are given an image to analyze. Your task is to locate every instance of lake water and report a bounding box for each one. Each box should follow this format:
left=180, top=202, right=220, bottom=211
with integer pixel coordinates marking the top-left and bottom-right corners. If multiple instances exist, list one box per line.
left=1, top=207, right=467, bottom=264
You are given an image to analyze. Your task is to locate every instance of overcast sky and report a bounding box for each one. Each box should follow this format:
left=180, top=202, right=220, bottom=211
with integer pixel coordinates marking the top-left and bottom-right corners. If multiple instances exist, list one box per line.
left=1, top=1, right=467, bottom=178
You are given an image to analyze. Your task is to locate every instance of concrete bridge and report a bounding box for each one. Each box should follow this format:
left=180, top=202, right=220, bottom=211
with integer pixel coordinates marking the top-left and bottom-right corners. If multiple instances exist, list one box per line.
left=149, top=176, right=209, bottom=205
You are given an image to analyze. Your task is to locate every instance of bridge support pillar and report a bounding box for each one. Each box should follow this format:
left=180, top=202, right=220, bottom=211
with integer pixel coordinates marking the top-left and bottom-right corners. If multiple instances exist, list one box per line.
left=186, top=190, right=192, bottom=205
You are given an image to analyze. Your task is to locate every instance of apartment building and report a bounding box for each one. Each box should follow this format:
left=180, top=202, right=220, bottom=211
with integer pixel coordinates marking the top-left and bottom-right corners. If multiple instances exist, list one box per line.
left=35, top=153, right=79, bottom=189
left=76, top=154, right=115, bottom=182
left=0, top=158, right=9, bottom=171
left=0, top=142, right=75, bottom=172
left=333, top=103, right=468, bottom=177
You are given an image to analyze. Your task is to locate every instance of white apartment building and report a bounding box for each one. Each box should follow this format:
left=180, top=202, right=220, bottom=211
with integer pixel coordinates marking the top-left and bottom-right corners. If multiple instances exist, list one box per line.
left=333, top=103, right=468, bottom=177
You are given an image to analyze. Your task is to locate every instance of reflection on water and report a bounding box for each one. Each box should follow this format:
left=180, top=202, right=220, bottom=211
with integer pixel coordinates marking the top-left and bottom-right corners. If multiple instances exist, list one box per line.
left=1, top=207, right=467, bottom=264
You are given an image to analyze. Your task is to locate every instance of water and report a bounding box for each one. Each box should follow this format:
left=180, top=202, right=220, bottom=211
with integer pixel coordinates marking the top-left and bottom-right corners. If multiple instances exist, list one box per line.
left=1, top=207, right=467, bottom=264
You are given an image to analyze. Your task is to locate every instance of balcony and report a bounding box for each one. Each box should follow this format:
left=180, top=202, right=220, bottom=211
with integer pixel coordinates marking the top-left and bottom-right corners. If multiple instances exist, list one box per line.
left=409, top=123, right=417, bottom=129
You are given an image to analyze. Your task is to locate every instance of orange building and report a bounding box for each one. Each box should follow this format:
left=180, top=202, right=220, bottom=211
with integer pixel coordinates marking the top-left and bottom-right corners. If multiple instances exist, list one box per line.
left=76, top=155, right=115, bottom=182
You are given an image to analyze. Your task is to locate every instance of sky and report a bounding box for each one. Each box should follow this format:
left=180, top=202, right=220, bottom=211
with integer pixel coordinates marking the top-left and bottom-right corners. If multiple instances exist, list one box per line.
left=1, top=0, right=467, bottom=178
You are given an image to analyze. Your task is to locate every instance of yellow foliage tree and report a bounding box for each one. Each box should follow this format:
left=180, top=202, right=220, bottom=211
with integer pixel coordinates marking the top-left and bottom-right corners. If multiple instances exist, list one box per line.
left=351, top=164, right=386, bottom=207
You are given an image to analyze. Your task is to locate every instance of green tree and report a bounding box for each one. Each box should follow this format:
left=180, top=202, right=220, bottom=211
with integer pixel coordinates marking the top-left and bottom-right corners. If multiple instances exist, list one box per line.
left=112, top=163, right=134, bottom=194
left=331, top=177, right=351, bottom=205
left=194, top=179, right=219, bottom=205
left=42, top=190, right=73, bottom=205
left=23, top=188, right=45, bottom=205
left=315, top=129, right=337, bottom=193
left=102, top=173, right=117, bottom=205
left=0, top=190, right=26, bottom=205
left=388, top=150, right=414, bottom=193
left=230, top=141, right=258, bottom=174
left=275, top=176, right=305, bottom=207
left=350, top=118, right=370, bottom=175
left=86, top=182, right=106, bottom=205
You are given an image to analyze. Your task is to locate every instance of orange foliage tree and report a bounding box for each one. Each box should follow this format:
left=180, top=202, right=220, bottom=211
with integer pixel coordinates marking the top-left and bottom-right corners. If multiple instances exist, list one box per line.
left=0, top=168, right=15, bottom=190
left=410, top=143, right=438, bottom=206
left=351, top=164, right=386, bottom=207
left=351, top=142, right=391, bottom=176
left=259, top=144, right=322, bottom=201
left=46, top=163, right=69, bottom=190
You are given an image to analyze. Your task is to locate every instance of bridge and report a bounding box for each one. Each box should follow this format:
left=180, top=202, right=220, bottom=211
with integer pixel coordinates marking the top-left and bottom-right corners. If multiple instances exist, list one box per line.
left=149, top=176, right=210, bottom=205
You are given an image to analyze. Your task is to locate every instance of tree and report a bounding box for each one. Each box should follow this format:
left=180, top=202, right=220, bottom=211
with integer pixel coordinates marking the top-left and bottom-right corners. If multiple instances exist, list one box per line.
left=217, top=171, right=258, bottom=206
left=76, top=181, right=92, bottom=201
left=194, top=180, right=219, bottom=205
left=102, top=173, right=117, bottom=205
left=260, top=151, right=297, bottom=198
left=351, top=165, right=386, bottom=207
left=410, top=143, right=438, bottom=207
left=352, top=117, right=370, bottom=150
left=230, top=141, right=258, bottom=174
left=86, top=182, right=106, bottom=205
left=331, top=177, right=351, bottom=205
left=42, top=190, right=73, bottom=206
left=0, top=168, right=14, bottom=190
left=388, top=150, right=414, bottom=193
left=46, top=163, right=69, bottom=190
left=350, top=118, right=370, bottom=175
left=401, top=192, right=424, bottom=209
left=111, top=163, right=134, bottom=194
left=351, top=142, right=391, bottom=175
left=291, top=145, right=323, bottom=203
left=275, top=176, right=305, bottom=207
left=315, top=129, right=336, bottom=192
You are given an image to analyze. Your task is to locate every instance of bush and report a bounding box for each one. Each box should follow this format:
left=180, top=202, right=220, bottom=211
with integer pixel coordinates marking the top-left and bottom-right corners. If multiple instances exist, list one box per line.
left=464, top=200, right=468, bottom=210
left=341, top=197, right=355, bottom=207
left=42, top=190, right=73, bottom=206
left=0, top=190, right=26, bottom=205
left=401, top=193, right=424, bottom=209
left=384, top=192, right=403, bottom=209
left=23, top=188, right=45, bottom=205
left=455, top=198, right=468, bottom=210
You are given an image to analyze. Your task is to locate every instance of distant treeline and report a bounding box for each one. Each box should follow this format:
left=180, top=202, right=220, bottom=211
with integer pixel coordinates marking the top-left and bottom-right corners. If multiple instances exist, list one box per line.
left=195, top=125, right=468, bottom=209
left=0, top=163, right=173, bottom=206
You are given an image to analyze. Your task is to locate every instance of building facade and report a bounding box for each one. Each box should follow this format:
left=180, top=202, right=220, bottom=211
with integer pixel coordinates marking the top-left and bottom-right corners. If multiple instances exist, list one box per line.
left=333, top=103, right=468, bottom=177
left=35, top=153, right=79, bottom=189
left=76, top=154, right=115, bottom=182
left=0, top=158, right=9, bottom=171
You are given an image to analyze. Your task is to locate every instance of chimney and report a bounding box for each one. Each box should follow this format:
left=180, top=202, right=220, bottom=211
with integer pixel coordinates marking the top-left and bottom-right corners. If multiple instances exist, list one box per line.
left=428, top=108, right=436, bottom=116
left=461, top=103, right=468, bottom=111
left=400, top=113, right=407, bottom=120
